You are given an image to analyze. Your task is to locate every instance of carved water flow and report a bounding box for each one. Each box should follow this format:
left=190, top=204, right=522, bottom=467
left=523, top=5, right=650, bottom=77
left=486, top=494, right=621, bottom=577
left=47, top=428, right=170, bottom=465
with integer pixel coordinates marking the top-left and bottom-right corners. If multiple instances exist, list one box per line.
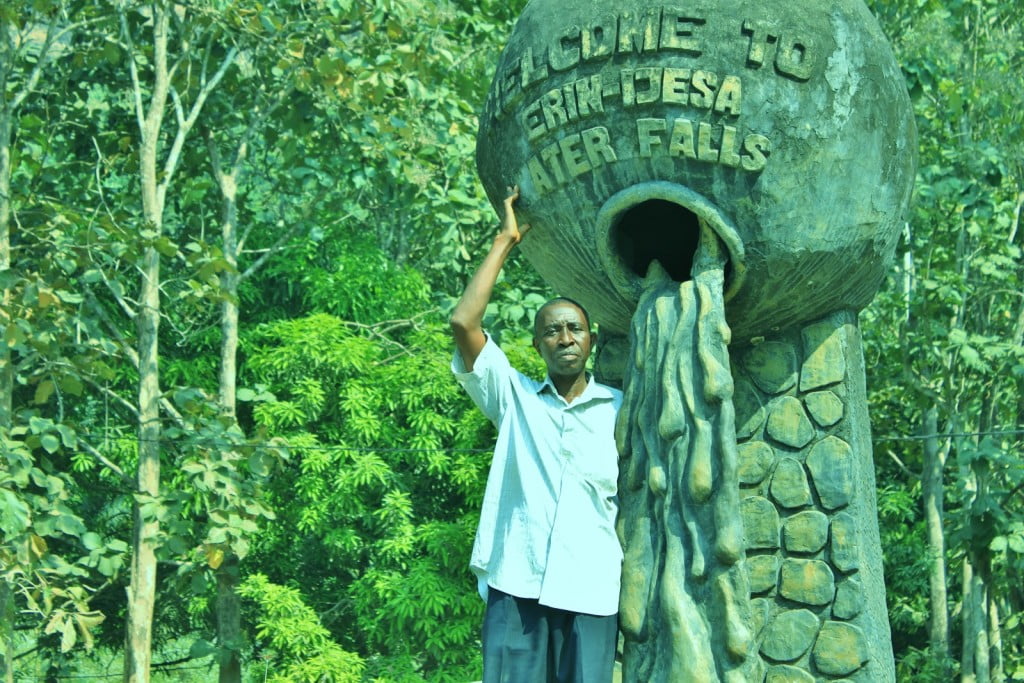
left=617, top=223, right=754, bottom=681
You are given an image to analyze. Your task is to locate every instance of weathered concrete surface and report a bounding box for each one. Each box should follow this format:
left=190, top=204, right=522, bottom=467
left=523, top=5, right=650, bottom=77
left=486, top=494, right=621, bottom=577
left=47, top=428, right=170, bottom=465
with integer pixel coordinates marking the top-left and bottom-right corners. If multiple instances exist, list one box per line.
left=476, top=2, right=910, bottom=681
left=603, top=310, right=896, bottom=681
left=476, top=0, right=916, bottom=341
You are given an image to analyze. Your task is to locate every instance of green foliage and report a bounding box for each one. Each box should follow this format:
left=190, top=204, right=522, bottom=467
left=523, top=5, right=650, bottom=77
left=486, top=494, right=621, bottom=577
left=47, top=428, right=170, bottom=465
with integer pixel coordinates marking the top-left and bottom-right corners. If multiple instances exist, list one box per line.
left=0, top=425, right=118, bottom=653
left=862, top=0, right=1023, bottom=677
left=241, top=313, right=517, bottom=679
left=876, top=484, right=932, bottom=645
left=238, top=573, right=365, bottom=683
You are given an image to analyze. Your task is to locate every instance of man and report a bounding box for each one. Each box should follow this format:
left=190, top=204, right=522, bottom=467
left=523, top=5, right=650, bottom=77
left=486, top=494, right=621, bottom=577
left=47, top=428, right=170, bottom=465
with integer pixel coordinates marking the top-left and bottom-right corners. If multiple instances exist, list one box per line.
left=450, top=186, right=623, bottom=683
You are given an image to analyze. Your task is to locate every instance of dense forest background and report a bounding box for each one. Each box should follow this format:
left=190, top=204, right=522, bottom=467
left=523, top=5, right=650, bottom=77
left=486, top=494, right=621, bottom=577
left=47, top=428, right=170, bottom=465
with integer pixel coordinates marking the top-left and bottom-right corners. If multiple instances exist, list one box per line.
left=1, top=0, right=1021, bottom=681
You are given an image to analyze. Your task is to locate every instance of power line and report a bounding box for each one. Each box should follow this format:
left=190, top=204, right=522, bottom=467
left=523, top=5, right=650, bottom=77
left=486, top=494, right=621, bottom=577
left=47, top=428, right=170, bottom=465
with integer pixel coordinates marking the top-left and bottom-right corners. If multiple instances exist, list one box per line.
left=66, top=430, right=1024, bottom=453
left=17, top=663, right=210, bottom=681
left=874, top=429, right=1024, bottom=442
left=72, top=434, right=493, bottom=454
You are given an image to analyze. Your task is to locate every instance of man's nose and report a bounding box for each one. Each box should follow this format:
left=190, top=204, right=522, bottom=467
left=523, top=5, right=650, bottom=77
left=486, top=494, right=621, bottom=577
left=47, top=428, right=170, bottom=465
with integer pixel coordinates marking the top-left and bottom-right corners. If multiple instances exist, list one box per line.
left=557, top=327, right=575, bottom=344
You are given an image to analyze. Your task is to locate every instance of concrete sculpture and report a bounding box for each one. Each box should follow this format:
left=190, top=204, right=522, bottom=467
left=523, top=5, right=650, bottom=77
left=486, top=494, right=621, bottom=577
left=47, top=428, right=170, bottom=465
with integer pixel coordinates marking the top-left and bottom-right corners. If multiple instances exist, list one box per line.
left=476, top=1, right=916, bottom=680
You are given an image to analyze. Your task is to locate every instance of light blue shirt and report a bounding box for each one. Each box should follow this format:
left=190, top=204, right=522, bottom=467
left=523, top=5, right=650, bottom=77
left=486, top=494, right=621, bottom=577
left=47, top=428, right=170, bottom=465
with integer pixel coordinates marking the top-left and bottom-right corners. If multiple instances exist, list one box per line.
left=452, top=335, right=623, bottom=616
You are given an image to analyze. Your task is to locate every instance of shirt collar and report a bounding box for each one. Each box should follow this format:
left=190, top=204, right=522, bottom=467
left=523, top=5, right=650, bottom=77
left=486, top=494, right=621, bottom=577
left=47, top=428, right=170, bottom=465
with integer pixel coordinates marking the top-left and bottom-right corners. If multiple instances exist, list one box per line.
left=537, top=373, right=615, bottom=404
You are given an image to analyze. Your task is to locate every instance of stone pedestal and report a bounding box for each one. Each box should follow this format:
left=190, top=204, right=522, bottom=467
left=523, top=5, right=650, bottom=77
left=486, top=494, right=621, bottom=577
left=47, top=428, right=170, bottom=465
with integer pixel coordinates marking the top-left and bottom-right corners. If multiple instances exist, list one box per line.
left=733, top=310, right=893, bottom=681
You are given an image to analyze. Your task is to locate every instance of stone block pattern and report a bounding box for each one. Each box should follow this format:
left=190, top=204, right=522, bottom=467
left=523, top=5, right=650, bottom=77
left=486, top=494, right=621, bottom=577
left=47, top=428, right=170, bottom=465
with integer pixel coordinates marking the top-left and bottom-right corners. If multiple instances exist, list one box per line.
left=736, top=315, right=872, bottom=680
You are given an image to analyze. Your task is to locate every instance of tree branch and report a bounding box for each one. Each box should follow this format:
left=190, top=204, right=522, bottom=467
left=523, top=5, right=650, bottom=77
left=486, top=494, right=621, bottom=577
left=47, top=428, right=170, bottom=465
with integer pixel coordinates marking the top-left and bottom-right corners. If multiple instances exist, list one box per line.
left=119, top=9, right=148, bottom=139
left=156, top=45, right=238, bottom=211
left=77, top=438, right=131, bottom=483
left=8, top=10, right=98, bottom=113
left=239, top=186, right=328, bottom=282
left=885, top=448, right=920, bottom=480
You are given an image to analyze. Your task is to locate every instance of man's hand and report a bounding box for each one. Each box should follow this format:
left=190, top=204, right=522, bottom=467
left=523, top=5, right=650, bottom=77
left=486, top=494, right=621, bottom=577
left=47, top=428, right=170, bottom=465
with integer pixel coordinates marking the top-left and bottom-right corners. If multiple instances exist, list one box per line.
left=450, top=185, right=533, bottom=369
left=499, top=185, right=531, bottom=245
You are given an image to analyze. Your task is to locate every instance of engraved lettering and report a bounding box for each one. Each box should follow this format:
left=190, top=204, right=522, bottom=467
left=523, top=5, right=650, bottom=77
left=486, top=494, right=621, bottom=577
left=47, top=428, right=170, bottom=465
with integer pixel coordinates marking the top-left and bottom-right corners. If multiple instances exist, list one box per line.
left=669, top=118, right=697, bottom=159
left=662, top=67, right=693, bottom=105
left=638, top=118, right=668, bottom=157
left=715, top=75, right=743, bottom=116
left=634, top=66, right=663, bottom=105
left=550, top=25, right=582, bottom=71
left=528, top=155, right=557, bottom=194
left=621, top=68, right=637, bottom=106
left=507, top=13, right=786, bottom=194
left=563, top=84, right=580, bottom=120
left=742, top=19, right=775, bottom=68
left=523, top=100, right=546, bottom=141
left=720, top=126, right=742, bottom=167
left=697, top=121, right=719, bottom=162
left=575, top=75, right=604, bottom=117
left=741, top=133, right=771, bottom=171
left=540, top=142, right=568, bottom=183
left=775, top=34, right=815, bottom=81
left=582, top=14, right=617, bottom=60
left=541, top=88, right=570, bottom=130
left=560, top=133, right=592, bottom=177
left=500, top=62, right=522, bottom=114
left=618, top=9, right=661, bottom=54
left=690, top=70, right=718, bottom=109
left=659, top=13, right=704, bottom=55
left=521, top=48, right=549, bottom=89
left=582, top=126, right=617, bottom=167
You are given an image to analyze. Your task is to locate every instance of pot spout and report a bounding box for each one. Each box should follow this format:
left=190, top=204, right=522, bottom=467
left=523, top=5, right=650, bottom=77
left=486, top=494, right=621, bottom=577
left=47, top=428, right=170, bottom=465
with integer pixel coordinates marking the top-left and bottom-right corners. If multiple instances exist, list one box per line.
left=595, top=181, right=747, bottom=308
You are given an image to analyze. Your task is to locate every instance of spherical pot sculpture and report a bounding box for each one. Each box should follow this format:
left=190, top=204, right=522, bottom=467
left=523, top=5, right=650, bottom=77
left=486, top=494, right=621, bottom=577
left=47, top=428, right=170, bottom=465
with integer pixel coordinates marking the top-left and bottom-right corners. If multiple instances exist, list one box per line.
left=476, top=0, right=916, bottom=340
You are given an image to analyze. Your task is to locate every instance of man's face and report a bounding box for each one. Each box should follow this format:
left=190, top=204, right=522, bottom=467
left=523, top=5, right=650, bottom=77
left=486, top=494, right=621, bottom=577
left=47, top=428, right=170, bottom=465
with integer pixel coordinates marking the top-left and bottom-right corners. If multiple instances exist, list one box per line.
left=532, top=302, right=593, bottom=379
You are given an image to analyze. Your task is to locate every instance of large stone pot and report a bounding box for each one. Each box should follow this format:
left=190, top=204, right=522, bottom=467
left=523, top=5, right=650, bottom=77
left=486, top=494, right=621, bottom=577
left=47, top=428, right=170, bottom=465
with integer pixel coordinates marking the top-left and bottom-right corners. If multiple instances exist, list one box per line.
left=476, top=0, right=916, bottom=340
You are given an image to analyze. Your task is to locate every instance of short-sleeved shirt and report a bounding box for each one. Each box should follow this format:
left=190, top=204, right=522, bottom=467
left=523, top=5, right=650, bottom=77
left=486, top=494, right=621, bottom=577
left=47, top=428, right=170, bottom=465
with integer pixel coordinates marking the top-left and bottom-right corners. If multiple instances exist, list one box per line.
left=452, top=334, right=623, bottom=616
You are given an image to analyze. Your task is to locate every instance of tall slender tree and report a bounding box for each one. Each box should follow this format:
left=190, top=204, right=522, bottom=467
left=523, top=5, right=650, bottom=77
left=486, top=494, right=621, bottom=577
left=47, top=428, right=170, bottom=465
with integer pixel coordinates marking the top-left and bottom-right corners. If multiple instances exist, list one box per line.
left=114, top=3, right=237, bottom=678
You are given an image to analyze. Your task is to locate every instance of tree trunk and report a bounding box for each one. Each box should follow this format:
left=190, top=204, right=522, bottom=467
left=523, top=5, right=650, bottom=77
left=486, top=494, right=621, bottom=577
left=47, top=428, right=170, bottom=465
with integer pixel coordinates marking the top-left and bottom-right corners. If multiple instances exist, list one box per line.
left=1, top=37, right=17, bottom=683
left=125, top=245, right=162, bottom=683
left=989, top=597, right=1003, bottom=683
left=962, top=559, right=975, bottom=683
left=216, top=174, right=242, bottom=683
left=0, top=89, right=12, bottom=429
left=961, top=556, right=992, bottom=683
left=1, top=581, right=13, bottom=683
left=922, top=407, right=949, bottom=664
left=124, top=5, right=171, bottom=681
left=216, top=558, right=242, bottom=683
left=972, top=567, right=991, bottom=683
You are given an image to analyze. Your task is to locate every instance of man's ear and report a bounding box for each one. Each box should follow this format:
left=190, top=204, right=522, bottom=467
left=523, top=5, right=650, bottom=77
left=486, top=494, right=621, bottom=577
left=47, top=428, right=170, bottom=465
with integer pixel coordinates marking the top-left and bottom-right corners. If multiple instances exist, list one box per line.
left=532, top=336, right=540, bottom=353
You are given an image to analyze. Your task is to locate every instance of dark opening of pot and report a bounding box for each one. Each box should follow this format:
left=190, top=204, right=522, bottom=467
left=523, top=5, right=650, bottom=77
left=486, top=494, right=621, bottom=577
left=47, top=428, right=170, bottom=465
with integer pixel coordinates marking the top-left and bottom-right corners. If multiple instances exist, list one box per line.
left=612, top=199, right=700, bottom=282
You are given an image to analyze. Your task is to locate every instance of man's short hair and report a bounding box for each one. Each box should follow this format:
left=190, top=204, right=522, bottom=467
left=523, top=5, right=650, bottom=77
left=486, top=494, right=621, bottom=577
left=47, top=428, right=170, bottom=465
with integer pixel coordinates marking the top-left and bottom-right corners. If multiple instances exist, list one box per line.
left=533, top=297, right=592, bottom=336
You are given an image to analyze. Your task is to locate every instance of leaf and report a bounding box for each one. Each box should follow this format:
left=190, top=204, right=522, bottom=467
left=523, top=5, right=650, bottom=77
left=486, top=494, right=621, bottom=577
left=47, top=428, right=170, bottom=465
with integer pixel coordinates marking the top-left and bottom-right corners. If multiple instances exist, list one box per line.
left=38, top=288, right=59, bottom=308
left=74, top=612, right=105, bottom=650
left=29, top=533, right=48, bottom=558
left=2, top=491, right=34, bottom=536
left=59, top=375, right=84, bottom=396
left=40, top=433, right=61, bottom=454
left=82, top=532, right=103, bottom=551
left=34, top=380, right=56, bottom=404
left=56, top=424, right=78, bottom=448
left=60, top=618, right=77, bottom=652
left=205, top=544, right=226, bottom=569
left=248, top=451, right=270, bottom=476
left=1009, top=534, right=1024, bottom=554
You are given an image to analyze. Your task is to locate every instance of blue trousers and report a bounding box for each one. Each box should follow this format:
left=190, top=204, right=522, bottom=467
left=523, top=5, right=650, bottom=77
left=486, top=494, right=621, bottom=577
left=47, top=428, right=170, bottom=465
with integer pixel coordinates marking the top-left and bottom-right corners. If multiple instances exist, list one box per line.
left=482, top=588, right=618, bottom=683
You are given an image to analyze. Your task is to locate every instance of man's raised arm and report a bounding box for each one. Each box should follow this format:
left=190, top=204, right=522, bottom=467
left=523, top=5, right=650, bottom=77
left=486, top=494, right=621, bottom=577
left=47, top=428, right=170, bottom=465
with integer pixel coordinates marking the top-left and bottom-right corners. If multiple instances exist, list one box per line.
left=449, top=187, right=530, bottom=370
